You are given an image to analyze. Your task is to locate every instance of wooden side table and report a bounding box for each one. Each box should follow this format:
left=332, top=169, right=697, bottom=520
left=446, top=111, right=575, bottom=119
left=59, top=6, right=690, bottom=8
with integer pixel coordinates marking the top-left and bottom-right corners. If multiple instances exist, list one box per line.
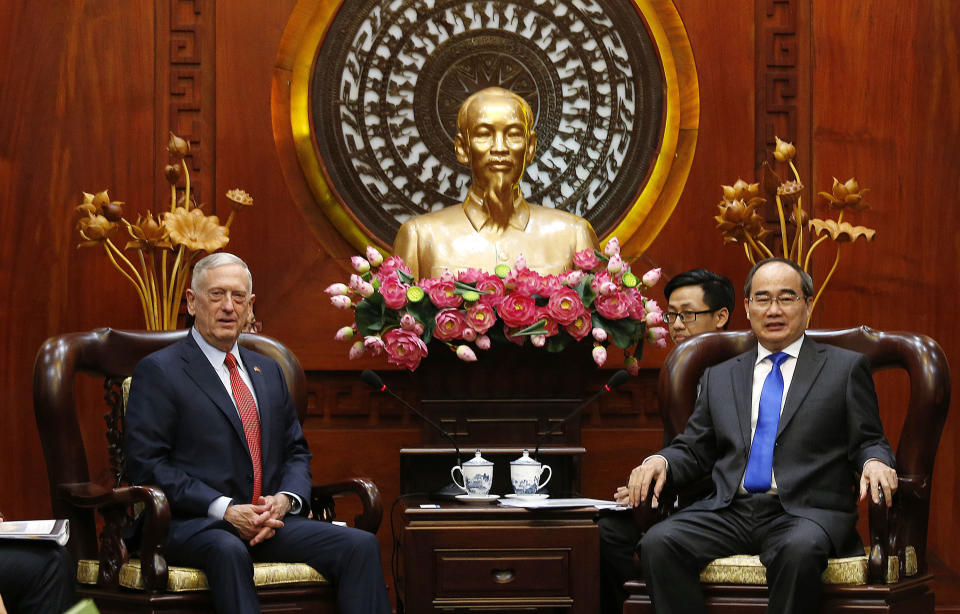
left=401, top=499, right=600, bottom=612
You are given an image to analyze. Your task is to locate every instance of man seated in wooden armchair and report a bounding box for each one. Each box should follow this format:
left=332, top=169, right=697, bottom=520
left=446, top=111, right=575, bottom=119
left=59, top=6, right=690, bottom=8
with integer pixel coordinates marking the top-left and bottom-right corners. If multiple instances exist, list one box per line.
left=120, top=253, right=391, bottom=614
left=34, top=252, right=391, bottom=614
left=622, top=258, right=898, bottom=614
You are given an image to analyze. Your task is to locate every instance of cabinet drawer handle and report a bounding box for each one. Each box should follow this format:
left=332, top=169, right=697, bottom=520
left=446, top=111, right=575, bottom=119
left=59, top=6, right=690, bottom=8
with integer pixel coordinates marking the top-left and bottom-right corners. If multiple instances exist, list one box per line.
left=491, top=568, right=516, bottom=584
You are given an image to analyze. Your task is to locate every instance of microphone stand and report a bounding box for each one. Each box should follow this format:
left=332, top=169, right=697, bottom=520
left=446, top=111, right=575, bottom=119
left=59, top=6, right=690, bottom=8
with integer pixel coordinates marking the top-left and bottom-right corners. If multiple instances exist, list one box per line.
left=361, top=370, right=465, bottom=500
left=533, top=369, right=630, bottom=460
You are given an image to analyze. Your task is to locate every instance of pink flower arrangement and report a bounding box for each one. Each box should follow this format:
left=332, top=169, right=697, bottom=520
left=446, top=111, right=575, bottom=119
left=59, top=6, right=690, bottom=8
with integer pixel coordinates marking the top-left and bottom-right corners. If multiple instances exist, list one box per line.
left=330, top=238, right=669, bottom=371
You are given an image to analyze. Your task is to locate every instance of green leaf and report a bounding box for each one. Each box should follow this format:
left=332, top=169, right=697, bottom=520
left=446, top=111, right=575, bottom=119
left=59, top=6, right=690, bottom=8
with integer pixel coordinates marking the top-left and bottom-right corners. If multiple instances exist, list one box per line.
left=511, top=319, right=549, bottom=337
left=355, top=299, right=385, bottom=336
left=545, top=333, right=573, bottom=353
left=593, top=314, right=640, bottom=350
left=577, top=276, right=597, bottom=309
left=397, top=269, right=415, bottom=285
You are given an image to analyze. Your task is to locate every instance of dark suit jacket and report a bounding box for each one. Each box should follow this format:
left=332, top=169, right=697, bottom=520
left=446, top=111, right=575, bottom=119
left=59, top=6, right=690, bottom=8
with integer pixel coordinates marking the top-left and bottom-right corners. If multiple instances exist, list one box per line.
left=660, top=336, right=895, bottom=554
left=124, top=333, right=312, bottom=546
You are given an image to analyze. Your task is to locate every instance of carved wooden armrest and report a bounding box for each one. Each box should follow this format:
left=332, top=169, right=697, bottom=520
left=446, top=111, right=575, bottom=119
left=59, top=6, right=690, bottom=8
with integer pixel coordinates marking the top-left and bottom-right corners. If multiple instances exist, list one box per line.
left=58, top=482, right=169, bottom=592
left=310, top=477, right=382, bottom=533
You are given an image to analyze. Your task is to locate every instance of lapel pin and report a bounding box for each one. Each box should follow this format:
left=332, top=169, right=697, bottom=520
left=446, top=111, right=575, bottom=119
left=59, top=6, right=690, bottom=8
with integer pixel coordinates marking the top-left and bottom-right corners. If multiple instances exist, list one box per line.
left=253, top=366, right=261, bottom=374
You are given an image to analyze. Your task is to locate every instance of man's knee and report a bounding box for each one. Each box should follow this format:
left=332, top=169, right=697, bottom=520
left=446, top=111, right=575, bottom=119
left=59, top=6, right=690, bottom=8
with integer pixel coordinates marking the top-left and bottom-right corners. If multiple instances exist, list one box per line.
left=766, top=536, right=830, bottom=574
left=205, top=533, right=253, bottom=569
left=639, top=522, right=675, bottom=564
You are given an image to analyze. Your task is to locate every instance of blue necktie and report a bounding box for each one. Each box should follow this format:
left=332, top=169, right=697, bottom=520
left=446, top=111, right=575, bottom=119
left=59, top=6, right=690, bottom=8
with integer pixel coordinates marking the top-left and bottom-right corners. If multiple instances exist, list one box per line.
left=744, top=352, right=790, bottom=493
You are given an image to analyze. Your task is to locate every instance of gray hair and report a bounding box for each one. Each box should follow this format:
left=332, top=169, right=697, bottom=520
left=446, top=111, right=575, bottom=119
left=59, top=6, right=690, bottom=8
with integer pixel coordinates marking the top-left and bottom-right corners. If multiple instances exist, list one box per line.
left=191, top=253, right=253, bottom=293
left=743, top=257, right=813, bottom=298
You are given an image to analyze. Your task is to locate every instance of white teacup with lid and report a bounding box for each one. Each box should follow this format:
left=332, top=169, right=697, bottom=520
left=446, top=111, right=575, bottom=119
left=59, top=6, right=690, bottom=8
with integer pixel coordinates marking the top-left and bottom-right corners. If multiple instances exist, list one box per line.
left=451, top=450, right=494, bottom=496
left=510, top=450, right=552, bottom=495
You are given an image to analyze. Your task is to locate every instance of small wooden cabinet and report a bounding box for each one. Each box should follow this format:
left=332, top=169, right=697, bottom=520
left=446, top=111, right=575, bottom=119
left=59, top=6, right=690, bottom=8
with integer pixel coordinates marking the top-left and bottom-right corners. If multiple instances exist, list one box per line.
left=401, top=501, right=600, bottom=612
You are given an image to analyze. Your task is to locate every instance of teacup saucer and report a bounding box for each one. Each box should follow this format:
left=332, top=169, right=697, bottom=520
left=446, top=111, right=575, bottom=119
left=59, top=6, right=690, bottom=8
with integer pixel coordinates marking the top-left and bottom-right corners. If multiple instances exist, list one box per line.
left=455, top=494, right=499, bottom=504
left=504, top=493, right=549, bottom=500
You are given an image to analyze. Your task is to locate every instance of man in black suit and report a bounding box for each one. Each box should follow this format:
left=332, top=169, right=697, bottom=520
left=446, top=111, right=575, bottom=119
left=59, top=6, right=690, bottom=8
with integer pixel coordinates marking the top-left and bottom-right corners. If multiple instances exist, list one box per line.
left=125, top=253, right=390, bottom=614
left=599, top=267, right=735, bottom=612
left=628, top=257, right=897, bottom=614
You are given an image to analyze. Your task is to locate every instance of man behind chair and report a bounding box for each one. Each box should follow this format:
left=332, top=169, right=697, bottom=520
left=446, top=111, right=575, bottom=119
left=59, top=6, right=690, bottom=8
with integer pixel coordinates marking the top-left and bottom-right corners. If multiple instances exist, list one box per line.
left=630, top=257, right=897, bottom=614
left=598, top=267, right=734, bottom=613
left=124, top=253, right=390, bottom=614
left=663, top=268, right=735, bottom=343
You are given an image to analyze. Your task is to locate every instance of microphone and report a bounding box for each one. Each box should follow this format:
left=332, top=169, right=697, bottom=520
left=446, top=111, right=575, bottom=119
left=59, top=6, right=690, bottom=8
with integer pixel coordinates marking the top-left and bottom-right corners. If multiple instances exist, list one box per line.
left=533, top=369, right=630, bottom=460
left=361, top=370, right=464, bottom=494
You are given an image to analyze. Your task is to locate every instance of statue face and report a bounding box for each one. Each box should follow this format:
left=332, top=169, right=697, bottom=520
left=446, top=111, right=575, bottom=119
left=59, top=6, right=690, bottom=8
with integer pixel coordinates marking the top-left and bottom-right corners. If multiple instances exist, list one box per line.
left=455, top=95, right=537, bottom=191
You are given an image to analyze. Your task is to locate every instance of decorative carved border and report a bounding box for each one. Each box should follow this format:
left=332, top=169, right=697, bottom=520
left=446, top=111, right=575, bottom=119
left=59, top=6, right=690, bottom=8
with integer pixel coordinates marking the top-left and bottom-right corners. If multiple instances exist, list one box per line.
left=755, top=0, right=811, bottom=224
left=155, top=0, right=215, bottom=213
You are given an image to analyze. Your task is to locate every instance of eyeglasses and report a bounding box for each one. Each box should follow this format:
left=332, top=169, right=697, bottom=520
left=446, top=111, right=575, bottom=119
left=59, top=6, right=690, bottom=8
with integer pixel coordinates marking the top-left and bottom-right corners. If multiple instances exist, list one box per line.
left=748, top=294, right=805, bottom=309
left=663, top=309, right=714, bottom=324
left=205, top=288, right=250, bottom=305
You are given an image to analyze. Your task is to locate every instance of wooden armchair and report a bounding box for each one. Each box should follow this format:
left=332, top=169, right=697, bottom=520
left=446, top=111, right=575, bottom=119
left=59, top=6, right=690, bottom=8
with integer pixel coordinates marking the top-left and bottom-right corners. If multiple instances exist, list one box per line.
left=33, top=328, right=383, bottom=613
left=624, top=326, right=950, bottom=613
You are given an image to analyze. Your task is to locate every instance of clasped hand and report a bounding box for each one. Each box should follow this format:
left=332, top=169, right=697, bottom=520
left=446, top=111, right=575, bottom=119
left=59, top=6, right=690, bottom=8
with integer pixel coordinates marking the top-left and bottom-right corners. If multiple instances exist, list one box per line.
left=224, top=494, right=292, bottom=546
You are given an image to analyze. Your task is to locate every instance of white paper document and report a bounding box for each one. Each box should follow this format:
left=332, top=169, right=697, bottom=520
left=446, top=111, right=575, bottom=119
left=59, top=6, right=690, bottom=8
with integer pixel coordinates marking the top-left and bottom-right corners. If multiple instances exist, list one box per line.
left=497, top=497, right=628, bottom=510
left=0, top=519, right=70, bottom=546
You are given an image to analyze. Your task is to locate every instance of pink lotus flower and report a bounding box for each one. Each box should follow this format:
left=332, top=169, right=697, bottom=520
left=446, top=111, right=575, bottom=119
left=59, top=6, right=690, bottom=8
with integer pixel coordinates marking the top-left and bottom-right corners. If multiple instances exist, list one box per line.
left=365, top=246, right=384, bottom=267
left=573, top=249, right=600, bottom=270
left=400, top=313, right=418, bottom=331
left=330, top=295, right=353, bottom=309
left=456, top=345, right=477, bottom=362
left=535, top=309, right=560, bottom=336
left=531, top=334, right=546, bottom=347
left=457, top=268, right=484, bottom=284
left=604, top=237, right=621, bottom=258
left=414, top=322, right=425, bottom=335
left=512, top=268, right=543, bottom=296
left=476, top=334, right=491, bottom=350
left=595, top=292, right=630, bottom=320
left=645, top=310, right=664, bottom=327
left=647, top=326, right=669, bottom=343
left=428, top=279, right=463, bottom=309
left=546, top=288, right=584, bottom=325
left=476, top=275, right=505, bottom=307
left=380, top=277, right=409, bottom=309
left=607, top=253, right=624, bottom=274
left=363, top=335, right=385, bottom=356
left=325, top=283, right=349, bottom=296
left=653, top=336, right=669, bottom=349
left=348, top=340, right=365, bottom=360
left=383, top=328, right=429, bottom=370
left=624, top=355, right=639, bottom=376
left=565, top=311, right=592, bottom=341
left=348, top=274, right=364, bottom=292
left=644, top=299, right=662, bottom=317
left=625, top=289, right=646, bottom=320
left=563, top=270, right=585, bottom=287
left=461, top=328, right=477, bottom=342
left=592, top=345, right=608, bottom=367
left=334, top=326, right=355, bottom=341
left=591, top=271, right=616, bottom=296
left=466, top=303, right=497, bottom=334
left=433, top=308, right=467, bottom=341
left=350, top=256, right=370, bottom=274
left=357, top=281, right=375, bottom=298
left=514, top=254, right=527, bottom=269
left=642, top=267, right=662, bottom=288
left=592, top=327, right=608, bottom=342
left=378, top=256, right=409, bottom=278
left=497, top=292, right=538, bottom=328
left=539, top=274, right=563, bottom=297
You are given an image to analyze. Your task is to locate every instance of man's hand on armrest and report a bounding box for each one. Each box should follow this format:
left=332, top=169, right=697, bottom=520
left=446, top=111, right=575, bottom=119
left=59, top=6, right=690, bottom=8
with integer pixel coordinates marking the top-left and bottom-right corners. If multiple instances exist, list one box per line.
left=859, top=459, right=898, bottom=508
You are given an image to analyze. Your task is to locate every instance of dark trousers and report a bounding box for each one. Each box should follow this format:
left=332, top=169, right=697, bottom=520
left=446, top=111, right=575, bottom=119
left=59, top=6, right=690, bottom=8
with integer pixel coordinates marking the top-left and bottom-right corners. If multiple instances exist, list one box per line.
left=640, top=494, right=833, bottom=614
left=0, top=541, right=75, bottom=614
left=165, top=515, right=391, bottom=614
left=598, top=510, right=642, bottom=614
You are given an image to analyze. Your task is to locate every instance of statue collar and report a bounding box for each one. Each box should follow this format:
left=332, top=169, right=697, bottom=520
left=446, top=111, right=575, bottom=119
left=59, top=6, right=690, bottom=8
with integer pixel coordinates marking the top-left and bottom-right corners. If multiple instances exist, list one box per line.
left=462, top=191, right=531, bottom=232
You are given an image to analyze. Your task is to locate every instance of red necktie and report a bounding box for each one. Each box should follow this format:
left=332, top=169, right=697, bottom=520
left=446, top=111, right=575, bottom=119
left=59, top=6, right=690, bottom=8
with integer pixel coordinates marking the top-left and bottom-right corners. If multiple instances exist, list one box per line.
left=224, top=353, right=262, bottom=503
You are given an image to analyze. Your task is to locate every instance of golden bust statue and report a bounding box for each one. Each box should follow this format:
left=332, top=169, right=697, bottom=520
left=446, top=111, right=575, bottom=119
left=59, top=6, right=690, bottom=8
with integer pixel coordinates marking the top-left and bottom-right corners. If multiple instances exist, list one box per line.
left=393, top=87, right=599, bottom=279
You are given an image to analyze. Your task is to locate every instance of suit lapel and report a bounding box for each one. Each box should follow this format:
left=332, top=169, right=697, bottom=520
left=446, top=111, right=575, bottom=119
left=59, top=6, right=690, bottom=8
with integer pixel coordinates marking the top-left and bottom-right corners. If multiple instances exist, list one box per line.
left=240, top=347, right=271, bottom=464
left=732, top=347, right=758, bottom=454
left=178, top=335, right=248, bottom=451
left=776, top=337, right=826, bottom=436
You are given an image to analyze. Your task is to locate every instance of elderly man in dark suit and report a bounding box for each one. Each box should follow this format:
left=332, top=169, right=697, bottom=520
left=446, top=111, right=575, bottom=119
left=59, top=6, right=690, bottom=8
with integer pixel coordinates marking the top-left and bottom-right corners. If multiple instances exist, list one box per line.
left=125, top=253, right=390, bottom=614
left=627, top=257, right=897, bottom=614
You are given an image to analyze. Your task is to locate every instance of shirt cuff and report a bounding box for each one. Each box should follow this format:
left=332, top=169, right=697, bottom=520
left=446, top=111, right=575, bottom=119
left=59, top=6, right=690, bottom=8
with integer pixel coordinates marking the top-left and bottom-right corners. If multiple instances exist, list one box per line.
left=208, top=496, right=233, bottom=520
left=644, top=454, right=669, bottom=473
left=280, top=491, right=303, bottom=515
